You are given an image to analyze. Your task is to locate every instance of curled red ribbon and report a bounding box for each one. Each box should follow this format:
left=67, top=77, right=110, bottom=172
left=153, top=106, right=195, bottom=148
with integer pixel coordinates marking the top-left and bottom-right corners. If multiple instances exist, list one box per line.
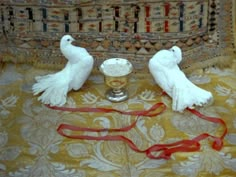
left=48, top=103, right=227, bottom=160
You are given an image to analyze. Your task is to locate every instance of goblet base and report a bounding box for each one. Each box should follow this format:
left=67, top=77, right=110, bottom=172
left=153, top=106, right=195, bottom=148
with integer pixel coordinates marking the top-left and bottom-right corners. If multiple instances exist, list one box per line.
left=105, top=88, right=128, bottom=102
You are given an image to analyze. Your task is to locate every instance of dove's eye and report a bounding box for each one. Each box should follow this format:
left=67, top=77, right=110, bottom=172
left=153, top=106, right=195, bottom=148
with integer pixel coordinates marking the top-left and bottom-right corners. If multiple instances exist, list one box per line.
left=67, top=39, right=70, bottom=41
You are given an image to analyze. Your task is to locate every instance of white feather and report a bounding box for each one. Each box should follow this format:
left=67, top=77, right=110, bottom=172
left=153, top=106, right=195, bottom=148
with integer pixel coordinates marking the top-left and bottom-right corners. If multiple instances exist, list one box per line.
left=32, top=35, right=94, bottom=106
left=148, top=46, right=213, bottom=112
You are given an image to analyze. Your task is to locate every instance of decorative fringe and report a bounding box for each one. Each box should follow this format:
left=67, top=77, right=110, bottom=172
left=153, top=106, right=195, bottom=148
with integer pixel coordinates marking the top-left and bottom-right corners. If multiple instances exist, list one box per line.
left=1, top=54, right=235, bottom=76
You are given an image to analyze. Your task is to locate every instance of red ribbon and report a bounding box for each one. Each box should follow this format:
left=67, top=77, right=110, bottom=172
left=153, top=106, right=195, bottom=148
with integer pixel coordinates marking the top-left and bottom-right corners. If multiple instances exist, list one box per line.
left=48, top=102, right=227, bottom=160
left=47, top=102, right=166, bottom=117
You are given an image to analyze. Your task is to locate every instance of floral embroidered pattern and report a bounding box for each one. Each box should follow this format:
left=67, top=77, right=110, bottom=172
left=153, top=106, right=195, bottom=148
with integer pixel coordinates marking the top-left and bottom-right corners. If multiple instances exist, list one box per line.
left=1, top=63, right=236, bottom=177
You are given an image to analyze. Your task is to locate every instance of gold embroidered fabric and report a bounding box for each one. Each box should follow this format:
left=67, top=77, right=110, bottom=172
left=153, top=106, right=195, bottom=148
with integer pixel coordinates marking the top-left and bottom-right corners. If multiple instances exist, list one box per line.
left=0, top=0, right=235, bottom=72
left=1, top=62, right=236, bottom=177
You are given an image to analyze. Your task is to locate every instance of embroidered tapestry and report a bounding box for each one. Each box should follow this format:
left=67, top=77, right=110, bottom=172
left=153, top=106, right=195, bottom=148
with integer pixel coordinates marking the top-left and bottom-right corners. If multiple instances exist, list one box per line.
left=0, top=0, right=235, bottom=72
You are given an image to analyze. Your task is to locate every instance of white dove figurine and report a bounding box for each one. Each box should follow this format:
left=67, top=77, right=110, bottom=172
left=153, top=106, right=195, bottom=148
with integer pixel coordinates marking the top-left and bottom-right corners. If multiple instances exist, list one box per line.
left=32, top=35, right=94, bottom=106
left=148, top=46, right=213, bottom=112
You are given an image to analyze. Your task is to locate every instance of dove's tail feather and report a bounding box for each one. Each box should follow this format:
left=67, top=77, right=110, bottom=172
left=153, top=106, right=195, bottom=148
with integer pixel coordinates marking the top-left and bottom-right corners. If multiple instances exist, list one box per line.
left=172, top=84, right=213, bottom=112
left=37, top=85, right=68, bottom=106
left=32, top=71, right=70, bottom=106
left=191, top=86, right=213, bottom=106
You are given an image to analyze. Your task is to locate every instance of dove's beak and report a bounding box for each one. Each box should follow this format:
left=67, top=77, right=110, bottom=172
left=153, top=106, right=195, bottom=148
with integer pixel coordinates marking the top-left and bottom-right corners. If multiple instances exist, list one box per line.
left=71, top=38, right=78, bottom=45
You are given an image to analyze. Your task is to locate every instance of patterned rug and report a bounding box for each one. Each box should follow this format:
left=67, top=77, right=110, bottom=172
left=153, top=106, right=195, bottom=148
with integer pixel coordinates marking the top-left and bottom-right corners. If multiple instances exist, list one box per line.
left=0, top=61, right=236, bottom=177
left=0, top=0, right=235, bottom=72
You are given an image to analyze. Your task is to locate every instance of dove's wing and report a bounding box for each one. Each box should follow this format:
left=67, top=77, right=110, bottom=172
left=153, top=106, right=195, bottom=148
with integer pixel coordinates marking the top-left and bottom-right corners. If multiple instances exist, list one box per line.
left=61, top=44, right=91, bottom=64
left=172, top=81, right=188, bottom=112
left=149, top=57, right=174, bottom=96
left=172, top=84, right=180, bottom=111
left=69, top=55, right=94, bottom=90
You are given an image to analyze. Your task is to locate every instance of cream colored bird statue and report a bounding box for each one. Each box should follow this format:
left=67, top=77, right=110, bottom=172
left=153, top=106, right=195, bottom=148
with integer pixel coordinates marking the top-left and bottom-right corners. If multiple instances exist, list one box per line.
left=32, top=35, right=94, bottom=106
left=148, top=46, right=213, bottom=112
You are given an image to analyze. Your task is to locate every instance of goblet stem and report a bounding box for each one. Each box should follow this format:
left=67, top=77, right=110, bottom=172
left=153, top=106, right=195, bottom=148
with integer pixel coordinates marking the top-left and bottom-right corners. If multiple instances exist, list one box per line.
left=112, top=88, right=122, bottom=94
left=106, top=88, right=128, bottom=102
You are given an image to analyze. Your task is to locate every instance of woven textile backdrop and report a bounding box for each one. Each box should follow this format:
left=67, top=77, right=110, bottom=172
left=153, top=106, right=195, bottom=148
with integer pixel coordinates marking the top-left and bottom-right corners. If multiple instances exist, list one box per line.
left=0, top=0, right=235, bottom=72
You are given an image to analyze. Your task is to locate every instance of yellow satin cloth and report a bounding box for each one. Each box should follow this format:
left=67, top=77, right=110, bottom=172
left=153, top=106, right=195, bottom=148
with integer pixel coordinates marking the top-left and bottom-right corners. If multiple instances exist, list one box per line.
left=0, top=63, right=236, bottom=177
